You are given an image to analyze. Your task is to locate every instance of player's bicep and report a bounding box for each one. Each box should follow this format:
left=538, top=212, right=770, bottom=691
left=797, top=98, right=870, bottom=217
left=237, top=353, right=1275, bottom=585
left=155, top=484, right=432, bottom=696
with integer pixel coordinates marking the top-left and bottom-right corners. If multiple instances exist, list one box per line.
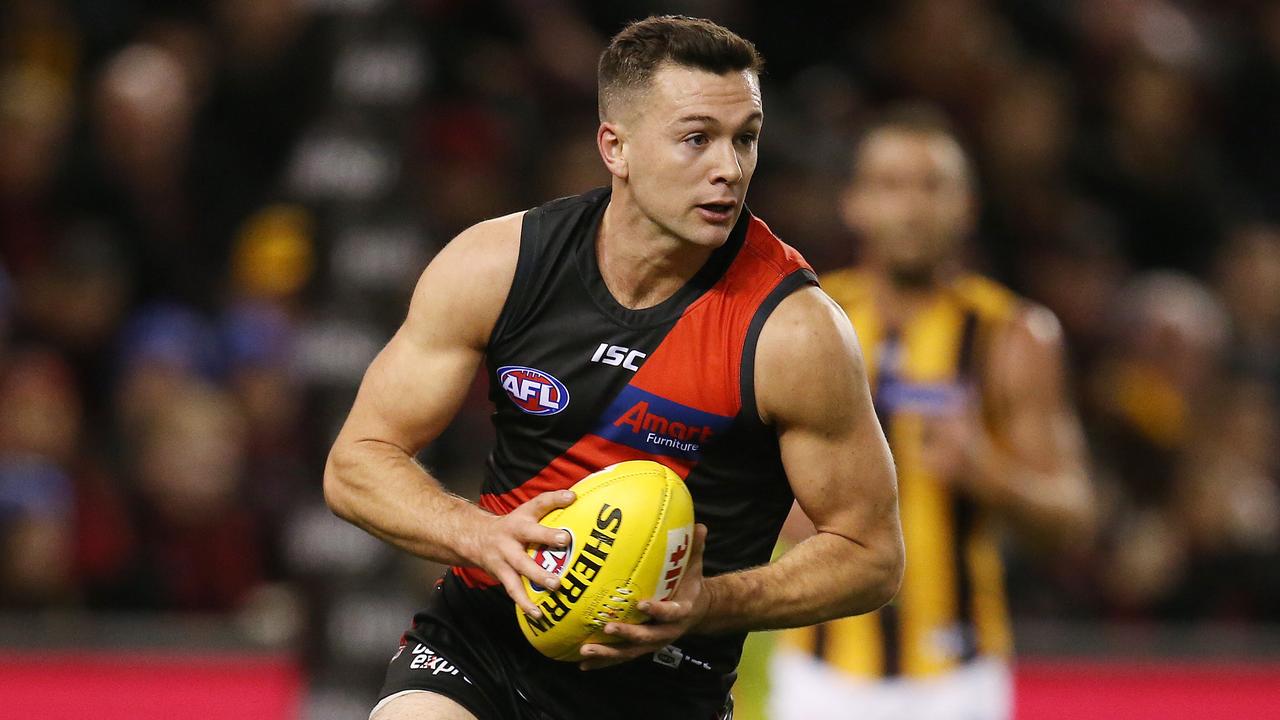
left=992, top=306, right=1087, bottom=474
left=757, top=288, right=898, bottom=541
left=341, top=321, right=483, bottom=456
left=336, top=215, right=521, bottom=455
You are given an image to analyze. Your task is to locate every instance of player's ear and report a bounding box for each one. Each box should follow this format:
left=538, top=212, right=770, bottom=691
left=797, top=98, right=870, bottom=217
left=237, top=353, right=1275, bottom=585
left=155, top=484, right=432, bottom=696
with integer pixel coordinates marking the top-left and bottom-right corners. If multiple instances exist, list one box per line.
left=598, top=121, right=628, bottom=180
left=838, top=181, right=864, bottom=234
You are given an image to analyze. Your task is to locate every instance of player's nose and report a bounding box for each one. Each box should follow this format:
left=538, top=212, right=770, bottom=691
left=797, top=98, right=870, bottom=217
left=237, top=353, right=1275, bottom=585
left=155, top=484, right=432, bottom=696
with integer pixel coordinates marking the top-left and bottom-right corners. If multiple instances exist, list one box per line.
left=709, top=141, right=743, bottom=185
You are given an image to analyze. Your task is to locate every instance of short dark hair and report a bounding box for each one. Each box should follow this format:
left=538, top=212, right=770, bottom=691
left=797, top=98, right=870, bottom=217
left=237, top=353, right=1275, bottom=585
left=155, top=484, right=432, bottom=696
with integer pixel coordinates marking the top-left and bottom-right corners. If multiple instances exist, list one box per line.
left=860, top=102, right=960, bottom=141
left=598, top=15, right=763, bottom=121
left=850, top=101, right=973, bottom=183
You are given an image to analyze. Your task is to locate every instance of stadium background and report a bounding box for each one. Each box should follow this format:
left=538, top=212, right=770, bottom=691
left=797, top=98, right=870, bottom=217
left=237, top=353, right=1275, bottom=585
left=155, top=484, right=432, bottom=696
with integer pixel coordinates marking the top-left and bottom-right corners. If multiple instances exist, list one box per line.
left=1, top=0, right=1278, bottom=717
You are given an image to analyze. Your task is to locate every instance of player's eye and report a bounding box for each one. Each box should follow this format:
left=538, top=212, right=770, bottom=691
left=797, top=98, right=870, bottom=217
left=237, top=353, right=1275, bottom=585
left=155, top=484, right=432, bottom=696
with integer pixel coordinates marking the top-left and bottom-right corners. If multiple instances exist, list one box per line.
left=737, top=133, right=758, bottom=147
left=684, top=133, right=709, bottom=147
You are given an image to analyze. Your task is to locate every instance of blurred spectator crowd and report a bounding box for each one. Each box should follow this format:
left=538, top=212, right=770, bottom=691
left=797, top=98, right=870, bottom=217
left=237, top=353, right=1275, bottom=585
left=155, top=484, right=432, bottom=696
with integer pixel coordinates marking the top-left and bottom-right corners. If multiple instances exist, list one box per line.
left=1, top=0, right=1278, bottom=704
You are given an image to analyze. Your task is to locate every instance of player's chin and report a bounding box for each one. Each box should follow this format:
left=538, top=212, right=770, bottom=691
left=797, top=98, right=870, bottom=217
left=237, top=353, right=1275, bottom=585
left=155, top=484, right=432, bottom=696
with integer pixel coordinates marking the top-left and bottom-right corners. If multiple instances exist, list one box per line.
left=683, top=218, right=735, bottom=248
left=887, top=257, right=939, bottom=287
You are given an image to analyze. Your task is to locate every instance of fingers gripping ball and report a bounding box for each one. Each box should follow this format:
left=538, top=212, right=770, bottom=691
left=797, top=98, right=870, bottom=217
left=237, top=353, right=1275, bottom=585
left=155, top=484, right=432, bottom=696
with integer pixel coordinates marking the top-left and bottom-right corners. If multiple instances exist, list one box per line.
left=517, top=460, right=695, bottom=661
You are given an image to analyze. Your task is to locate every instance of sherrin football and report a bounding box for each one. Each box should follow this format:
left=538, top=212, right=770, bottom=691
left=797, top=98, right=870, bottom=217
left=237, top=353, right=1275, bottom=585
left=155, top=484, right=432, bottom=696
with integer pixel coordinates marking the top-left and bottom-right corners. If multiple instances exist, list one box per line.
left=517, top=460, right=695, bottom=662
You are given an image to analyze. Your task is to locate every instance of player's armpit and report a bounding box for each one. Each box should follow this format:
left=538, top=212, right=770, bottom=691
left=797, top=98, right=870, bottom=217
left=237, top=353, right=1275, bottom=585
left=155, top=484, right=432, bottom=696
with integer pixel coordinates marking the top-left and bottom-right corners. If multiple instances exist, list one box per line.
left=695, top=287, right=904, bottom=633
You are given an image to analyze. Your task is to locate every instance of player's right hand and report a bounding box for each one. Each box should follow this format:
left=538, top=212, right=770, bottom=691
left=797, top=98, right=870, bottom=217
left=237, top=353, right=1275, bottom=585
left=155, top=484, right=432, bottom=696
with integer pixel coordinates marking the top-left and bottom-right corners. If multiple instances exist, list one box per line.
left=462, top=489, right=577, bottom=619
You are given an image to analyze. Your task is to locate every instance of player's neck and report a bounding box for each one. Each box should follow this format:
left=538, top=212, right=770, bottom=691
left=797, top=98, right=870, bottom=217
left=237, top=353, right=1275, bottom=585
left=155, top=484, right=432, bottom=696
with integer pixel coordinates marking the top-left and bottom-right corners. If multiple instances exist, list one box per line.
left=870, top=261, right=959, bottom=327
left=596, top=196, right=715, bottom=310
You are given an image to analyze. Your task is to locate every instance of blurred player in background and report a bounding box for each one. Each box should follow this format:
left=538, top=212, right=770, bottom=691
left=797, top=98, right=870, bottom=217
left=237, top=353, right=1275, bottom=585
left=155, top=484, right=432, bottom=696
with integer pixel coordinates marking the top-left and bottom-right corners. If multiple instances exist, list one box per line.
left=325, top=16, right=903, bottom=720
left=768, top=105, right=1095, bottom=720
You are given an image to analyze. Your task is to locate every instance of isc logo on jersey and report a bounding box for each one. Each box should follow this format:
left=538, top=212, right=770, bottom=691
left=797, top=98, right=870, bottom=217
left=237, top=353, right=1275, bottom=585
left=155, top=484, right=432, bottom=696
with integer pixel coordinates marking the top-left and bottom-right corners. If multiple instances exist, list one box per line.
left=591, top=343, right=646, bottom=371
left=498, top=366, right=569, bottom=415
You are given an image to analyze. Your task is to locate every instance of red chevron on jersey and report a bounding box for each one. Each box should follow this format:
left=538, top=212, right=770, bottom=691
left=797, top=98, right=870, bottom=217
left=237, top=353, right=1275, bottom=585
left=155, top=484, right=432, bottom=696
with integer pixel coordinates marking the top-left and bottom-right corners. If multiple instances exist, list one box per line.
left=629, top=216, right=810, bottom=412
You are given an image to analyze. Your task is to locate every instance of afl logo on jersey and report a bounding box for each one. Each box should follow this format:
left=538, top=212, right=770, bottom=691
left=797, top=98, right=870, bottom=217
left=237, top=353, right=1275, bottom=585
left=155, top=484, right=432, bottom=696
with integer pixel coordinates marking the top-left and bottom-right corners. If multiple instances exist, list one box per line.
left=498, top=365, right=570, bottom=415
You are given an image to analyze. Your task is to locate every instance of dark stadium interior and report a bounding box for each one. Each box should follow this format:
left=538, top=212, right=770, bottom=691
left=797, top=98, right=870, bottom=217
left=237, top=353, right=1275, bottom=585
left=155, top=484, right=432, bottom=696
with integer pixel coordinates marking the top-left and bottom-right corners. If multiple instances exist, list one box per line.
left=1, top=1, right=1278, bottom=717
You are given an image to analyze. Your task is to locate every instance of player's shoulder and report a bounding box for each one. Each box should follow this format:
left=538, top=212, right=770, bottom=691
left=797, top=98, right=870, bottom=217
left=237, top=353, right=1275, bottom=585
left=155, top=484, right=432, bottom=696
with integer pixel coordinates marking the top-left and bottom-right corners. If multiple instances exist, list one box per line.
left=441, top=211, right=525, bottom=261
left=754, top=284, right=865, bottom=425
left=817, top=265, right=872, bottom=309
left=405, top=212, right=525, bottom=341
left=951, top=272, right=1023, bottom=321
left=419, top=211, right=525, bottom=293
left=449, top=188, right=607, bottom=262
left=952, top=273, right=1065, bottom=360
left=760, top=285, right=860, bottom=362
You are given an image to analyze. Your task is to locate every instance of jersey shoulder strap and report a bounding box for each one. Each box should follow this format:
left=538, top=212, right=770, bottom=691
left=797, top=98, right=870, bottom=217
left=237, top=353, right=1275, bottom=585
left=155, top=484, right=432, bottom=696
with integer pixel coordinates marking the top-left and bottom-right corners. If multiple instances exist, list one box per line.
left=489, top=188, right=610, bottom=345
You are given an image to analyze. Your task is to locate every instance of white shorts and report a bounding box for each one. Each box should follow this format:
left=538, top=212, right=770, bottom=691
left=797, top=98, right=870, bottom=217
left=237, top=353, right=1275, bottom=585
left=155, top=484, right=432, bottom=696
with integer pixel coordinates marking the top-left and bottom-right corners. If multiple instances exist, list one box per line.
left=767, top=649, right=1012, bottom=720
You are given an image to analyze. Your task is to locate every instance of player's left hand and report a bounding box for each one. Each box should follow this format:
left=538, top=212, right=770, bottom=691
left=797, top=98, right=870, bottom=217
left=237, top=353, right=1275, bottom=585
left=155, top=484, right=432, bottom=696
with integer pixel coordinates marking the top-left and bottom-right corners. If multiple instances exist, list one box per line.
left=920, top=394, right=1004, bottom=504
left=578, top=523, right=710, bottom=671
left=920, top=405, right=981, bottom=485
left=921, top=386, right=988, bottom=481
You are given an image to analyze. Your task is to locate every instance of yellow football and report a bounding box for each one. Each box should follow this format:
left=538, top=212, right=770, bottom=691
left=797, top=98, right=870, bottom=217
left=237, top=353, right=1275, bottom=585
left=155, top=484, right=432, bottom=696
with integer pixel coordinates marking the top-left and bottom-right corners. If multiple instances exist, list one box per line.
left=517, top=460, right=695, bottom=662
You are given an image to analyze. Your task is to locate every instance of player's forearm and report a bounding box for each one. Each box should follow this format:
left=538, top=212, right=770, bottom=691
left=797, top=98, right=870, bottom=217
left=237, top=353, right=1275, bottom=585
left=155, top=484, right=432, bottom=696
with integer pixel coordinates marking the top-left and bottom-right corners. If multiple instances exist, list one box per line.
left=968, top=447, right=1094, bottom=544
left=692, top=531, right=902, bottom=635
left=324, top=437, right=491, bottom=566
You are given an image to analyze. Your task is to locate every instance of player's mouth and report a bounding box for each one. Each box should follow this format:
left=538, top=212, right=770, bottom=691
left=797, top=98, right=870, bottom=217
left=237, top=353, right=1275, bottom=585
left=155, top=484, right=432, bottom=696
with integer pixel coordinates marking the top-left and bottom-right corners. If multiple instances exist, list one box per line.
left=695, top=201, right=737, bottom=224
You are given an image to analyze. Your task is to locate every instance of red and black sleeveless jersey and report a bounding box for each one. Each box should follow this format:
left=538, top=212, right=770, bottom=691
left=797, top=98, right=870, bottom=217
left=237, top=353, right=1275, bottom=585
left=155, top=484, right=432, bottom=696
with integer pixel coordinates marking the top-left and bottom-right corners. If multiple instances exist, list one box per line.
left=438, top=187, right=815, bottom=702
